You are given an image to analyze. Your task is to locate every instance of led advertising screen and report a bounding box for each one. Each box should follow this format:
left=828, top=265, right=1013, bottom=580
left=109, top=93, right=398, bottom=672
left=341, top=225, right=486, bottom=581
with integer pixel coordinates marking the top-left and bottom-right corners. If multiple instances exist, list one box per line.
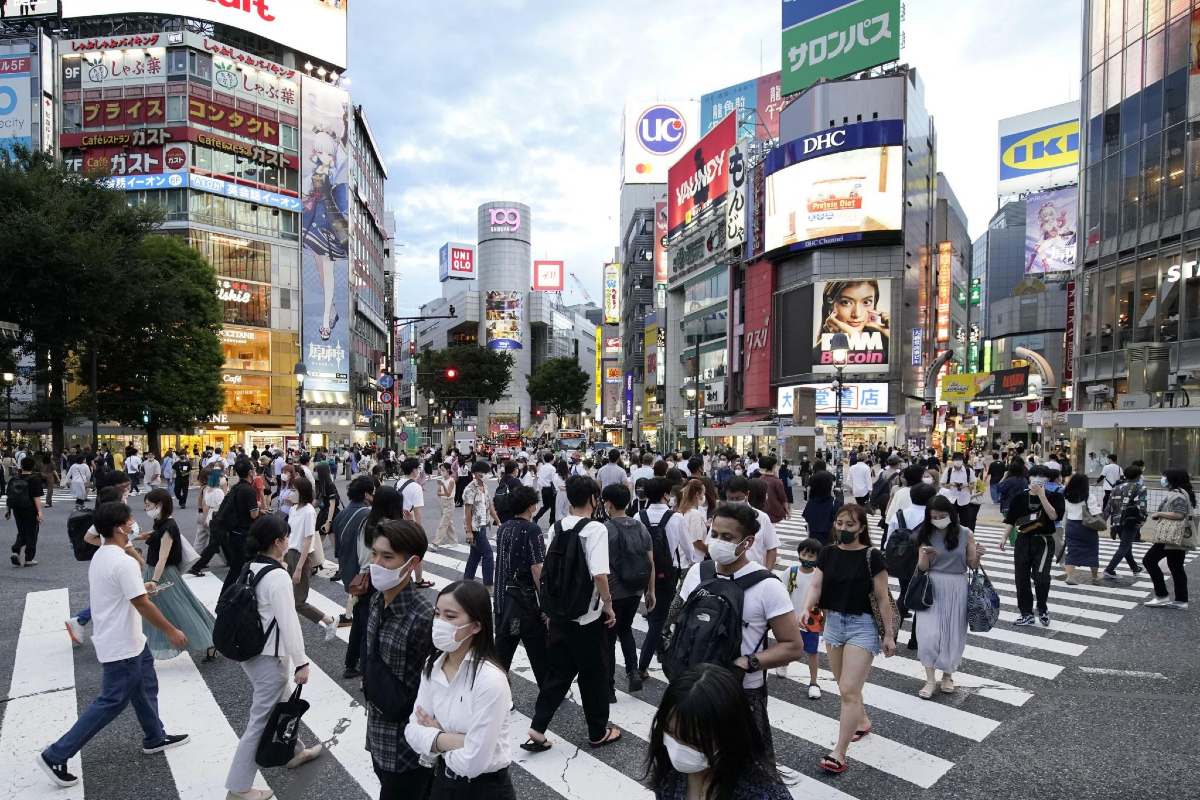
left=485, top=290, right=523, bottom=351
left=1024, top=186, right=1077, bottom=274
left=667, top=113, right=737, bottom=237
left=811, top=279, right=891, bottom=374
left=765, top=142, right=902, bottom=253
left=62, top=0, right=348, bottom=68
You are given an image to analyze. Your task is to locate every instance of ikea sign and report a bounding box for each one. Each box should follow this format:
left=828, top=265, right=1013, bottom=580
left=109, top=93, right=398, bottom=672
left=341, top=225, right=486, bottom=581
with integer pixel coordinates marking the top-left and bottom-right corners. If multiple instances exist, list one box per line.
left=997, top=101, right=1080, bottom=201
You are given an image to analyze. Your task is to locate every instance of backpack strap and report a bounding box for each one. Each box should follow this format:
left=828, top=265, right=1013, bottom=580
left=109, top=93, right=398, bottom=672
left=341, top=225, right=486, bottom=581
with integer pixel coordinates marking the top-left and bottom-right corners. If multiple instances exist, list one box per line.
left=569, top=518, right=592, bottom=536
left=787, top=566, right=798, bottom=594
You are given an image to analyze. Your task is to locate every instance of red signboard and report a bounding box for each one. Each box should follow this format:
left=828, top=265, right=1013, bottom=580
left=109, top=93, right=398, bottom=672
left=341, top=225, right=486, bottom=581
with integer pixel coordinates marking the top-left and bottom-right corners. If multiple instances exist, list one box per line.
left=1064, top=280, right=1076, bottom=386
left=667, top=113, right=737, bottom=236
left=188, top=98, right=279, bottom=145
left=63, top=144, right=187, bottom=176
left=448, top=246, right=474, bottom=277
left=83, top=97, right=166, bottom=129
left=936, top=242, right=952, bottom=343
left=188, top=128, right=296, bottom=169
left=743, top=259, right=775, bottom=409
left=60, top=127, right=187, bottom=149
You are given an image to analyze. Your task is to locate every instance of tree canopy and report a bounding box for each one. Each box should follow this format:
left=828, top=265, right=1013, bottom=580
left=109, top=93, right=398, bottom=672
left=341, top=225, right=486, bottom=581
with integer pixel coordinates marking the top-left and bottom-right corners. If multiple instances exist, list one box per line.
left=526, top=356, right=591, bottom=424
left=415, top=346, right=514, bottom=405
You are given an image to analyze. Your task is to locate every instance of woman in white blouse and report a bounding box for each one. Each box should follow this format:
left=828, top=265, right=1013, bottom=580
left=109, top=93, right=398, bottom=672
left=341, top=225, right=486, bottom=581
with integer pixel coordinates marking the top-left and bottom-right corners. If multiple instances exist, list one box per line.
left=225, top=514, right=323, bottom=800
left=286, top=475, right=339, bottom=642
left=676, top=479, right=711, bottom=559
left=405, top=580, right=513, bottom=799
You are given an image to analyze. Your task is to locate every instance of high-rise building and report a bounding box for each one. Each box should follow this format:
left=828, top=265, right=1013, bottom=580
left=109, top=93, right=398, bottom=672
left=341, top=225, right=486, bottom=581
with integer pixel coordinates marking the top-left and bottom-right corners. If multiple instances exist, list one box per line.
left=1071, top=1, right=1200, bottom=476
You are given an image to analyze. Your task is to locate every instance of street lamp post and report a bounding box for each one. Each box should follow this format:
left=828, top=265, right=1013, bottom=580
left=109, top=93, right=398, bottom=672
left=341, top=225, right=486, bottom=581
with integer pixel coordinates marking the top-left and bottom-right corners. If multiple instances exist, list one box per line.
left=294, top=361, right=307, bottom=451
left=2, top=372, right=13, bottom=450
left=829, top=333, right=850, bottom=491
left=685, top=381, right=697, bottom=454
left=634, top=403, right=642, bottom=450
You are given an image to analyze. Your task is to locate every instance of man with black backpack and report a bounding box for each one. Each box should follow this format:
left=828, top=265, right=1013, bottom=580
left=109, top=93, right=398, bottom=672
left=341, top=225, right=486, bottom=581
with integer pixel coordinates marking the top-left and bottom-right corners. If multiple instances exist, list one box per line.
left=5, top=456, right=44, bottom=566
left=494, top=485, right=550, bottom=687
left=601, top=483, right=654, bottom=697
left=188, top=458, right=260, bottom=595
left=636, top=477, right=693, bottom=681
left=493, top=459, right=523, bottom=524
left=669, top=502, right=802, bottom=781
left=523, top=475, right=623, bottom=752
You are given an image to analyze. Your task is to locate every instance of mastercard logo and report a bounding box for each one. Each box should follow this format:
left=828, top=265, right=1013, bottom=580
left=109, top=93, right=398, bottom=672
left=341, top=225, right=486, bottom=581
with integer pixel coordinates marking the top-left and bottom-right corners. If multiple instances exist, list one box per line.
left=634, top=163, right=655, bottom=175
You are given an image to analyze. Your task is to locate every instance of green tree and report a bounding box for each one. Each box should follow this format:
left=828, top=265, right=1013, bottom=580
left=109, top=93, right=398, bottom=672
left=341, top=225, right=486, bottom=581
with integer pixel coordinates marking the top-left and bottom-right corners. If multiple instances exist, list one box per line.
left=0, top=144, right=163, bottom=452
left=77, top=235, right=225, bottom=452
left=415, top=346, right=514, bottom=404
left=526, top=356, right=590, bottom=426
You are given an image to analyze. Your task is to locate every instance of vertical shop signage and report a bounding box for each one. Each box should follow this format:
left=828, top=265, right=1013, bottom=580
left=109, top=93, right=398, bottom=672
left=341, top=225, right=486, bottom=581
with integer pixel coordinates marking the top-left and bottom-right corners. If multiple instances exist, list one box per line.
left=936, top=242, right=952, bottom=342
left=1063, top=280, right=1076, bottom=385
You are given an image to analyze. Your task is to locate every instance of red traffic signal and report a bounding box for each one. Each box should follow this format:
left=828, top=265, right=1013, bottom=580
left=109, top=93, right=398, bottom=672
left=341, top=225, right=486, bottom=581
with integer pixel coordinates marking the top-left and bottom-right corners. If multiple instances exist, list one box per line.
left=444, top=368, right=458, bottom=380
left=535, top=409, right=542, bottom=416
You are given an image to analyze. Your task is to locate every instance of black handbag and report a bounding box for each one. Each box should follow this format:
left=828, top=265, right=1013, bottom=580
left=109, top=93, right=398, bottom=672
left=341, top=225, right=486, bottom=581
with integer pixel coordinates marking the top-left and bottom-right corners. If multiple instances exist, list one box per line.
left=904, top=569, right=935, bottom=612
left=255, top=685, right=310, bottom=768
left=362, top=633, right=414, bottom=723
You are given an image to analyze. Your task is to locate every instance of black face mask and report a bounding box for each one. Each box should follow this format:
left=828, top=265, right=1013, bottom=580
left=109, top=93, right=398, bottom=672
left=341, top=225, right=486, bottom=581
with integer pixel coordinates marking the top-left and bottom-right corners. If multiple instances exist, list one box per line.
left=837, top=528, right=858, bottom=545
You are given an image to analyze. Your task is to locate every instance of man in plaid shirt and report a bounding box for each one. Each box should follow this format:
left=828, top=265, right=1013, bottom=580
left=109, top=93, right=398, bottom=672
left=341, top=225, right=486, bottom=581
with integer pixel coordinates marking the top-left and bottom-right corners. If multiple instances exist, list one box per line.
left=363, top=519, right=436, bottom=797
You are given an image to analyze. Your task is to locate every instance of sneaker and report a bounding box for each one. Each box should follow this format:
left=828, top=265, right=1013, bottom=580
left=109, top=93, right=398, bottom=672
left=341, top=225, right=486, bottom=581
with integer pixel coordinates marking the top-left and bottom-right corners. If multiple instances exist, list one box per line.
left=142, top=733, right=190, bottom=754
left=37, top=754, right=79, bottom=787
left=1038, top=610, right=1051, bottom=627
left=1064, top=578, right=1077, bottom=585
left=1131, top=567, right=1145, bottom=576
left=1101, top=571, right=1118, bottom=580
left=627, top=671, right=643, bottom=692
left=1170, top=601, right=1189, bottom=610
left=777, top=765, right=802, bottom=786
left=808, top=683, right=822, bottom=700
left=65, top=618, right=85, bottom=647
left=10, top=554, right=18, bottom=566
left=337, top=614, right=353, bottom=628
left=343, top=666, right=360, bottom=679
left=1014, top=614, right=1037, bottom=626
left=774, top=665, right=789, bottom=678
left=1144, top=596, right=1174, bottom=607
left=323, top=620, right=339, bottom=642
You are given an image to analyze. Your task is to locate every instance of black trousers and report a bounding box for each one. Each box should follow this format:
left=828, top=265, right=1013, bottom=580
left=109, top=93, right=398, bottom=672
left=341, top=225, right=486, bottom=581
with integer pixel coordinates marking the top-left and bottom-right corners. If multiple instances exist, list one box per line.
left=956, top=502, right=980, bottom=531
left=174, top=476, right=189, bottom=508
left=495, top=588, right=549, bottom=687
left=638, top=574, right=676, bottom=673
left=11, top=508, right=39, bottom=560
left=431, top=765, right=515, bottom=800
left=191, top=525, right=227, bottom=572
left=744, top=682, right=775, bottom=765
left=605, top=595, right=641, bottom=688
left=532, top=487, right=556, bottom=524
left=376, top=765, right=432, bottom=800
left=346, top=584, right=375, bottom=671
left=530, top=618, right=610, bottom=742
left=1013, top=533, right=1054, bottom=615
left=454, top=476, right=471, bottom=506
left=1143, top=543, right=1188, bottom=602
left=1105, top=525, right=1140, bottom=574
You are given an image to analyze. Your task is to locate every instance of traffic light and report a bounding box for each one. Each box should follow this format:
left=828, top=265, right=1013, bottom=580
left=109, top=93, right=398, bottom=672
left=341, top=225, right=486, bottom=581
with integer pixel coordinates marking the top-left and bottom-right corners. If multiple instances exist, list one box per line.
left=535, top=409, right=542, bottom=417
left=444, top=368, right=458, bottom=380
left=140, top=407, right=151, bottom=425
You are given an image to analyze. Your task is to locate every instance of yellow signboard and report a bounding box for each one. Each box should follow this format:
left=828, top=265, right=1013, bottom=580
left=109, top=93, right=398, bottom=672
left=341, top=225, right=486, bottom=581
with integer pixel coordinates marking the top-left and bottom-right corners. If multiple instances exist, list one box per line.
left=594, top=328, right=602, bottom=406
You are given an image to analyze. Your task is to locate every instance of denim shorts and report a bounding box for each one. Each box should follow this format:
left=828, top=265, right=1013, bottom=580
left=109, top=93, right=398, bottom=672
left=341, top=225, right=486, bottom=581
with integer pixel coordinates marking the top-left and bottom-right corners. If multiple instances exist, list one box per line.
left=822, top=611, right=880, bottom=655
left=800, top=630, right=821, bottom=655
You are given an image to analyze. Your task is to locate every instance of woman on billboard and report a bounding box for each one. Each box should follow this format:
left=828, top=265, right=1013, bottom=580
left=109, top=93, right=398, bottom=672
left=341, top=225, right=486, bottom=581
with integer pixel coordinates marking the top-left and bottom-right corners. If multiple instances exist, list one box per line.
left=812, top=280, right=890, bottom=367
left=302, top=112, right=350, bottom=342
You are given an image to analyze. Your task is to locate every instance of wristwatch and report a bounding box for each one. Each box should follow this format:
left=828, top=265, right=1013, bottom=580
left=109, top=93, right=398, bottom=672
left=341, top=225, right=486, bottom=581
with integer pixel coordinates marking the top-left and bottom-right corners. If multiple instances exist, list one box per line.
left=744, top=654, right=761, bottom=672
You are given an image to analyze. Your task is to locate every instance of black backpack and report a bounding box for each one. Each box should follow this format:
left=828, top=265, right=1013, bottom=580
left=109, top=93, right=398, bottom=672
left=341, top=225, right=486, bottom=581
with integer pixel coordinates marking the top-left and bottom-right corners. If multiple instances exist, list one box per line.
left=213, top=560, right=282, bottom=661
left=663, top=561, right=777, bottom=681
left=6, top=474, right=32, bottom=510
left=208, top=484, right=246, bottom=540
left=607, top=519, right=652, bottom=594
left=68, top=509, right=99, bottom=561
left=639, top=510, right=678, bottom=585
left=493, top=477, right=515, bottom=518
left=884, top=511, right=919, bottom=580
left=538, top=518, right=596, bottom=622
left=868, top=471, right=898, bottom=513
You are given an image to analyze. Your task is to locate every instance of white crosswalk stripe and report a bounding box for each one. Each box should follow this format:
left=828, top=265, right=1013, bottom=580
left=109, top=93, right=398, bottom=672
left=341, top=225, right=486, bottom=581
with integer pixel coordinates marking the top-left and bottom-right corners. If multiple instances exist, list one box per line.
left=0, top=487, right=98, bottom=510
left=4, top=507, right=1184, bottom=800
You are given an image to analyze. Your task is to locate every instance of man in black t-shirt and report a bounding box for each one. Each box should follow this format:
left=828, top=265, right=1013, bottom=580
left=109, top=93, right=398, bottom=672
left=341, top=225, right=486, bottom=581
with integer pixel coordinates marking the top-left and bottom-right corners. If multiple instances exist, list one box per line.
left=495, top=460, right=523, bottom=524
left=493, top=484, right=549, bottom=687
left=985, top=453, right=1007, bottom=505
left=1000, top=465, right=1064, bottom=627
left=172, top=456, right=192, bottom=508
left=5, top=457, right=44, bottom=566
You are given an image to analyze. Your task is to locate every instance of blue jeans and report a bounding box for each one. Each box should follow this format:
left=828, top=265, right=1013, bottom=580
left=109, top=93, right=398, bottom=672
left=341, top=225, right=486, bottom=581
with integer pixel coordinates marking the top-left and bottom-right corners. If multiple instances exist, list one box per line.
left=77, top=605, right=91, bottom=626
left=822, top=611, right=880, bottom=655
left=43, top=645, right=165, bottom=761
left=989, top=484, right=1001, bottom=504
left=464, top=526, right=494, bottom=587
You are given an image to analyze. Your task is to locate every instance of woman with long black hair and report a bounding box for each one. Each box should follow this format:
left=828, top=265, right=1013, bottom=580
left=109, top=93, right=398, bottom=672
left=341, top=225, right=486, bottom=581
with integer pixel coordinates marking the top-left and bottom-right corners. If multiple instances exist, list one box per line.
left=1062, top=474, right=1102, bottom=584
left=405, top=581, right=513, bottom=798
left=1143, top=469, right=1195, bottom=609
left=644, top=663, right=790, bottom=800
left=314, top=462, right=341, bottom=552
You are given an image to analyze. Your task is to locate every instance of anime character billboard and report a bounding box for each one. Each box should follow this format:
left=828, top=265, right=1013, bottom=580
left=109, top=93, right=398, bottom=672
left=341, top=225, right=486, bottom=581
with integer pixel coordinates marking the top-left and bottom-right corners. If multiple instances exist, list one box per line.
left=300, top=76, right=351, bottom=393
left=1024, top=186, right=1077, bottom=274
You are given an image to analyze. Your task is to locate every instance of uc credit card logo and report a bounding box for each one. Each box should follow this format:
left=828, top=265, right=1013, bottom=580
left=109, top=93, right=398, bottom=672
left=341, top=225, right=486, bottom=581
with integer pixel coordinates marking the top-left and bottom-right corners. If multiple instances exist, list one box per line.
left=636, top=104, right=686, bottom=156
left=1000, top=119, right=1080, bottom=179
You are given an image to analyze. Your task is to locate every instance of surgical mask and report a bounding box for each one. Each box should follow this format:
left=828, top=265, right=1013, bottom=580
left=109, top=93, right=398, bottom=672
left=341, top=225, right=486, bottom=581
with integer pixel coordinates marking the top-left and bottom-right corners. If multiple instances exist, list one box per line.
left=1030, top=477, right=1048, bottom=488
left=145, top=506, right=161, bottom=521
left=953, top=460, right=963, bottom=468
left=718, top=460, right=728, bottom=469
left=836, top=527, right=858, bottom=545
left=663, top=733, right=708, bottom=774
left=706, top=537, right=743, bottom=565
left=734, top=468, right=744, bottom=475
left=931, top=517, right=952, bottom=530
left=369, top=557, right=415, bottom=592
left=431, top=618, right=474, bottom=652
left=921, top=476, right=934, bottom=484
left=1161, top=476, right=1169, bottom=488
left=129, top=520, right=141, bottom=537
left=798, top=558, right=817, bottom=569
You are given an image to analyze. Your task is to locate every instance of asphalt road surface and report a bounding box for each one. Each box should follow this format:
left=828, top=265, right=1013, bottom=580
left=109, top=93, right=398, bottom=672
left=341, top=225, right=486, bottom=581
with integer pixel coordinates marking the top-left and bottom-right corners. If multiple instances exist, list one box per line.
left=0, top=476, right=1196, bottom=800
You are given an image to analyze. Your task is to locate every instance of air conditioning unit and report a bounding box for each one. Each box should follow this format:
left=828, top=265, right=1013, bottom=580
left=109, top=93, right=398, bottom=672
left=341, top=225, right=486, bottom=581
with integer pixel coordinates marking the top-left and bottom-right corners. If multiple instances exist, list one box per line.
left=1126, top=343, right=1171, bottom=393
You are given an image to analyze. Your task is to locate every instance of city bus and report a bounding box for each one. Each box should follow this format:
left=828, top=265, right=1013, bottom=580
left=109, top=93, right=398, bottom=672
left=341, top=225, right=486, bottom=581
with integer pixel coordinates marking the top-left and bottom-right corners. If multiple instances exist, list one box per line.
left=556, top=429, right=586, bottom=452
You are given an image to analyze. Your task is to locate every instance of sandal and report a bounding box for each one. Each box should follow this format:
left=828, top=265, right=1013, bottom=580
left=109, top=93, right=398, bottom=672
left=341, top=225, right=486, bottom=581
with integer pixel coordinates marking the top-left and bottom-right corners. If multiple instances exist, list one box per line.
left=851, top=726, right=871, bottom=742
left=940, top=678, right=956, bottom=694
left=588, top=726, right=622, bottom=748
left=413, top=579, right=435, bottom=589
left=819, top=755, right=847, bottom=773
left=203, top=647, right=218, bottom=663
left=918, top=683, right=935, bottom=700
left=519, top=736, right=552, bottom=753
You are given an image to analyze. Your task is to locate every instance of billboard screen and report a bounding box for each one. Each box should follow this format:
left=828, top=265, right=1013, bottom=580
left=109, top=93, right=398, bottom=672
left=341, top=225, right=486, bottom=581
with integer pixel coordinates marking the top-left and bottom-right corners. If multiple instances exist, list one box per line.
left=485, top=290, right=523, bottom=350
left=654, top=202, right=668, bottom=285
left=300, top=76, right=351, bottom=393
left=667, top=112, right=737, bottom=236
left=603, top=262, right=621, bottom=324
left=0, top=49, right=31, bottom=157
left=997, top=102, right=1079, bottom=200
left=0, top=0, right=56, bottom=16
left=622, top=100, right=700, bottom=185
left=700, top=71, right=785, bottom=141
left=782, top=0, right=901, bottom=96
left=1024, top=186, right=1077, bottom=274
left=811, top=279, right=891, bottom=374
left=533, top=260, right=564, bottom=291
left=62, top=0, right=348, bottom=69
left=940, top=368, right=1030, bottom=401
left=937, top=242, right=952, bottom=342
left=438, top=242, right=475, bottom=282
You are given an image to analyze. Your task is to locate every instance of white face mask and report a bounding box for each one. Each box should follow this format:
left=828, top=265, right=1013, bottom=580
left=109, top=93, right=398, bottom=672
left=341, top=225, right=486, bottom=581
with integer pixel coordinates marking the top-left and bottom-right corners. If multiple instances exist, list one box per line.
left=145, top=506, right=161, bottom=521
left=921, top=476, right=934, bottom=484
left=733, top=469, right=744, bottom=475
left=369, top=557, right=415, bottom=592
left=431, top=618, right=474, bottom=653
left=129, top=520, right=141, bottom=537
left=953, top=460, right=963, bottom=468
left=706, top=537, right=744, bottom=565
left=663, top=733, right=709, bottom=774
left=931, top=516, right=952, bottom=530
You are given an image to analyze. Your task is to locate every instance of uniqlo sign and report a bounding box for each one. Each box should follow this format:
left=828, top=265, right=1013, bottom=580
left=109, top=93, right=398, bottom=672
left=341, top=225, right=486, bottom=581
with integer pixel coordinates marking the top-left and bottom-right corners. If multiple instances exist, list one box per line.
left=439, top=242, right=476, bottom=281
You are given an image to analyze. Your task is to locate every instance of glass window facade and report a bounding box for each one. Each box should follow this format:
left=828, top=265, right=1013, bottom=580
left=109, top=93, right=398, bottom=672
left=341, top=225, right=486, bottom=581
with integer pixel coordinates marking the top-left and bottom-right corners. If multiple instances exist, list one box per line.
left=222, top=374, right=271, bottom=415
left=683, top=270, right=729, bottom=317
left=190, top=230, right=270, bottom=283
left=219, top=326, right=271, bottom=372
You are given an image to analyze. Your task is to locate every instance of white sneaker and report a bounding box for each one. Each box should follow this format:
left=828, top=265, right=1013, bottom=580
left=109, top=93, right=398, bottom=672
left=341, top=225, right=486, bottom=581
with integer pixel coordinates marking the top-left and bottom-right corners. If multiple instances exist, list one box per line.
left=1143, top=596, right=1174, bottom=607
left=322, top=620, right=338, bottom=642
left=774, top=666, right=789, bottom=678
left=807, top=683, right=821, bottom=700
left=777, top=765, right=802, bottom=786
left=1170, top=601, right=1189, bottom=610
left=64, top=618, right=84, bottom=647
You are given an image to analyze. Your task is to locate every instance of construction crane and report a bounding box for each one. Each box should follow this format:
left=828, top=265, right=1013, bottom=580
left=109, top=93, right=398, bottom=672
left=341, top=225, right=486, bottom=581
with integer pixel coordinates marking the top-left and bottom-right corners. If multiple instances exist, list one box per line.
left=568, top=272, right=593, bottom=302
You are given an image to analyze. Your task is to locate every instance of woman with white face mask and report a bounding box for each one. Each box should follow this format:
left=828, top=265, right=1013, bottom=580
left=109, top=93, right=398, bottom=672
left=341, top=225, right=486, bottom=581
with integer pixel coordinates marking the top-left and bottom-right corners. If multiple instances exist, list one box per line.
left=139, top=488, right=215, bottom=661
left=644, top=662, right=790, bottom=800
left=912, top=496, right=984, bottom=699
left=405, top=581, right=514, bottom=798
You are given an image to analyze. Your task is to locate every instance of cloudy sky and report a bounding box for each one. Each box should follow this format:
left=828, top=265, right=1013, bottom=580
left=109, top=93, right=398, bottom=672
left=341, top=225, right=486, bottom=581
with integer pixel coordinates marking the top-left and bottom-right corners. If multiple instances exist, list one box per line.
left=347, top=0, right=1081, bottom=313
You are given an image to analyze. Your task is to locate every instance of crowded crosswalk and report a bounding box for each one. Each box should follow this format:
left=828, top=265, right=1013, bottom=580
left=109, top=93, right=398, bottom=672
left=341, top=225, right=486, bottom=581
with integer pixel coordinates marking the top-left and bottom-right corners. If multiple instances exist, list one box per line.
left=1, top=505, right=1185, bottom=800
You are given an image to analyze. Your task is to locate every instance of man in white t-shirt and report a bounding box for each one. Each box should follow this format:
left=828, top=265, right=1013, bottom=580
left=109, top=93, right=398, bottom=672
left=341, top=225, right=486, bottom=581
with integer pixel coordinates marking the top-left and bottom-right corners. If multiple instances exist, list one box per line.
left=396, top=457, right=433, bottom=588
left=848, top=457, right=873, bottom=506
left=124, top=449, right=143, bottom=494
left=532, top=453, right=559, bottom=524
left=678, top=502, right=801, bottom=775
left=723, top=475, right=779, bottom=569
left=628, top=451, right=655, bottom=487
left=39, top=501, right=190, bottom=788
left=526, top=475, right=622, bottom=750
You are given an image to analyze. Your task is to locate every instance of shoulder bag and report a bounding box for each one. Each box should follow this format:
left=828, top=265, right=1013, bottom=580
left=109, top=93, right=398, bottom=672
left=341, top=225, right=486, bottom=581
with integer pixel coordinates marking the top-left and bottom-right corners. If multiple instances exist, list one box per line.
left=904, top=567, right=935, bottom=612
left=1146, top=491, right=1194, bottom=547
left=864, top=548, right=901, bottom=640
